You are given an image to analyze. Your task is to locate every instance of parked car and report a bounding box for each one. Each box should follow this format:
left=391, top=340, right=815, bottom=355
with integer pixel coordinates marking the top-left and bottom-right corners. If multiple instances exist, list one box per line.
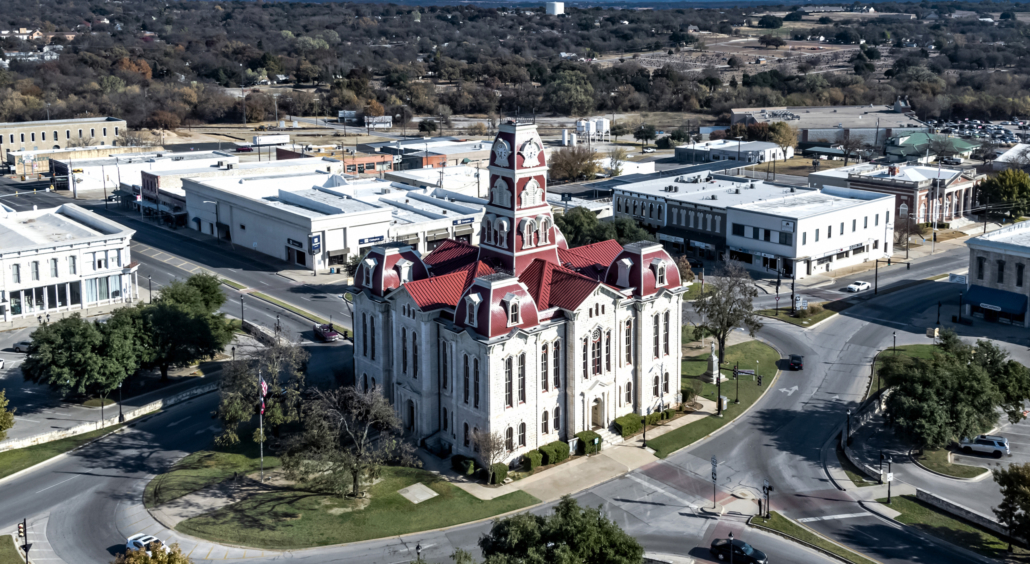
left=960, top=435, right=1009, bottom=458
left=788, top=354, right=804, bottom=370
left=12, top=340, right=30, bottom=353
left=314, top=323, right=343, bottom=342
left=846, top=281, right=871, bottom=292
left=642, top=147, right=656, bottom=153
left=710, top=538, right=768, bottom=564
left=126, top=534, right=170, bottom=557
left=941, top=157, right=962, bottom=165
left=235, top=146, right=254, bottom=152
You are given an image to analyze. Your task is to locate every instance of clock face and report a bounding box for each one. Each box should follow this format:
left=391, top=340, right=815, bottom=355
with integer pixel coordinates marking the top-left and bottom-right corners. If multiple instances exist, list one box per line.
left=520, top=139, right=541, bottom=166
left=592, top=328, right=602, bottom=342
left=493, top=140, right=511, bottom=166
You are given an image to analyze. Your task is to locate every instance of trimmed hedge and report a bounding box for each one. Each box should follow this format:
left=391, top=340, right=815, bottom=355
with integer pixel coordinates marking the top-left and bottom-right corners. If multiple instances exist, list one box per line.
left=663, top=408, right=676, bottom=420
left=523, top=450, right=543, bottom=471
left=461, top=458, right=477, bottom=476
left=576, top=431, right=603, bottom=455
left=614, top=414, right=643, bottom=437
left=539, top=440, right=571, bottom=466
left=644, top=412, right=662, bottom=426
left=490, top=463, right=508, bottom=484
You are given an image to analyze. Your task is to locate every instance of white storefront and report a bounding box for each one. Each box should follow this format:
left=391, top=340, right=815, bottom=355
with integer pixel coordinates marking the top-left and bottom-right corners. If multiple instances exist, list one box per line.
left=0, top=204, right=138, bottom=322
left=726, top=186, right=895, bottom=279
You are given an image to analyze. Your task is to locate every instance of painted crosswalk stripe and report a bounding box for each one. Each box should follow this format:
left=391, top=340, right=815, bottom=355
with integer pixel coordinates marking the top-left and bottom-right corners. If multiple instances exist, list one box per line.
left=796, top=512, right=871, bottom=523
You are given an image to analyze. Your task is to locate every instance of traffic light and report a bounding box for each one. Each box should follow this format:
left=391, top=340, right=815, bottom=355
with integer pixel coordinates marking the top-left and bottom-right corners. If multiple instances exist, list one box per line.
left=757, top=374, right=763, bottom=387
left=887, top=258, right=891, bottom=266
left=17, top=522, right=24, bottom=538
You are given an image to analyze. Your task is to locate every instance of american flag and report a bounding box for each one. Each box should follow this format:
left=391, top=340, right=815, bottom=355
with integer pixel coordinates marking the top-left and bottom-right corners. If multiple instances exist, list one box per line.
left=260, top=398, right=265, bottom=415
left=260, top=377, right=268, bottom=398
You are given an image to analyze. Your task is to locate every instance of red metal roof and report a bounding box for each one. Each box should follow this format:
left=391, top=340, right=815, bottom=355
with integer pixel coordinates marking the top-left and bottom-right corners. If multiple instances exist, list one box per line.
left=518, top=258, right=599, bottom=311
left=406, top=271, right=470, bottom=311
left=423, top=239, right=479, bottom=275
left=558, top=240, right=623, bottom=280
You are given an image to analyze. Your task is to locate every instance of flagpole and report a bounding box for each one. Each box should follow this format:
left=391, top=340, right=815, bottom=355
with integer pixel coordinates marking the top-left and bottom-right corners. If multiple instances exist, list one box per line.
left=259, top=368, right=264, bottom=482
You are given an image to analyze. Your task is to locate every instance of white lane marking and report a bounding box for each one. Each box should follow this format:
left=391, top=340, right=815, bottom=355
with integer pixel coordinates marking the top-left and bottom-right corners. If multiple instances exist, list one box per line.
left=796, top=512, right=871, bottom=523
left=35, top=475, right=79, bottom=494
left=167, top=416, right=191, bottom=427
left=195, top=424, right=220, bottom=436
left=779, top=386, right=799, bottom=396
left=625, top=473, right=699, bottom=509
left=14, top=416, right=40, bottom=422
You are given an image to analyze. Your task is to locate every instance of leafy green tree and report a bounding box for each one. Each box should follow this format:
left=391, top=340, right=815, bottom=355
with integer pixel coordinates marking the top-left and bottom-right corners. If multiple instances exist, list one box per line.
left=114, top=543, right=194, bottom=563
left=22, top=315, right=128, bottom=402
left=993, top=463, right=1030, bottom=551
left=146, top=302, right=232, bottom=381
left=556, top=207, right=653, bottom=247
left=979, top=169, right=1030, bottom=218
left=692, top=263, right=762, bottom=367
left=477, top=495, right=643, bottom=564
left=633, top=124, right=656, bottom=148
left=0, top=390, right=14, bottom=441
left=610, top=122, right=631, bottom=144
left=545, top=71, right=595, bottom=116
left=758, top=15, right=783, bottom=28
left=758, top=35, right=787, bottom=49
left=418, top=119, right=438, bottom=134
left=159, top=273, right=225, bottom=314
left=216, top=341, right=308, bottom=447
left=784, top=11, right=805, bottom=21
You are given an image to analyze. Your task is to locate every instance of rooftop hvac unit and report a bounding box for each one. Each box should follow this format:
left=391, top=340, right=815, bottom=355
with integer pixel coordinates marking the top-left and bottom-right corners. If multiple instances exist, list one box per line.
left=156, top=153, right=164, bottom=157
left=711, top=195, right=718, bottom=200
left=790, top=187, right=796, bottom=192
left=734, top=188, right=741, bottom=194
left=227, top=164, right=234, bottom=170
left=217, top=161, right=224, bottom=167
left=172, top=156, right=183, bottom=161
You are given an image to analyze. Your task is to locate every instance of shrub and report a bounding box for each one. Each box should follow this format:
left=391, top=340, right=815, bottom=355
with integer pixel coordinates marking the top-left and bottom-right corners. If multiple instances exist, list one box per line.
left=808, top=304, right=824, bottom=316
left=645, top=412, right=662, bottom=426
left=796, top=307, right=810, bottom=319
left=451, top=454, right=468, bottom=473
left=540, top=440, right=570, bottom=465
left=576, top=430, right=603, bottom=454
left=664, top=408, right=676, bottom=420
left=490, top=463, right=508, bottom=484
left=614, top=414, right=642, bottom=437
left=523, top=449, right=543, bottom=471
left=461, top=458, right=477, bottom=476
left=682, top=386, right=697, bottom=405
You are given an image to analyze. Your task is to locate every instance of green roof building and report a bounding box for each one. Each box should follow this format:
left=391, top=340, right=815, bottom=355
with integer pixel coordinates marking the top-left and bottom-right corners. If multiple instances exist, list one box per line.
left=885, top=133, right=978, bottom=163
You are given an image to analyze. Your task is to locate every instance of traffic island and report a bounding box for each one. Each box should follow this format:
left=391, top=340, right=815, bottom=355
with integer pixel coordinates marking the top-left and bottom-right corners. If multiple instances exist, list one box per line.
left=647, top=340, right=780, bottom=459
left=749, top=512, right=879, bottom=564
left=911, top=449, right=989, bottom=480
left=0, top=535, right=25, bottom=564
left=756, top=301, right=851, bottom=328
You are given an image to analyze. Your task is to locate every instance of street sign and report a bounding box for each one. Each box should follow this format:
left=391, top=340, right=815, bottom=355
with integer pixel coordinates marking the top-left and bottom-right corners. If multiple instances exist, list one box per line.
left=764, top=479, right=769, bottom=491
left=886, top=473, right=894, bottom=482
left=712, top=470, right=717, bottom=482
left=711, top=456, right=717, bottom=467
left=801, top=299, right=809, bottom=310
left=775, top=295, right=780, bottom=302
left=711, top=456, right=717, bottom=483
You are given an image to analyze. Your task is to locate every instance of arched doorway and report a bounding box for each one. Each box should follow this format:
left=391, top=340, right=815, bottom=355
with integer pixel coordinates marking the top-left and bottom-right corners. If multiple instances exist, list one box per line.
left=590, top=397, right=603, bottom=429
left=406, top=400, right=416, bottom=433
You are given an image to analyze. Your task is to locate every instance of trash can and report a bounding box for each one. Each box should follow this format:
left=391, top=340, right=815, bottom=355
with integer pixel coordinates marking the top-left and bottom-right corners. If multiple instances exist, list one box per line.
left=720, top=396, right=729, bottom=411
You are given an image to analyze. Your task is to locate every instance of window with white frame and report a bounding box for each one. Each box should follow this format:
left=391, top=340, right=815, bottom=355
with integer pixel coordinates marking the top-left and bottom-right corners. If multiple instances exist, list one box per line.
left=652, top=259, right=667, bottom=287
left=31, top=261, right=39, bottom=281
left=49, top=258, right=58, bottom=278
left=504, top=294, right=521, bottom=326
left=395, top=259, right=413, bottom=284
left=362, top=258, right=376, bottom=287
left=11, top=264, right=20, bottom=284
left=68, top=255, right=76, bottom=275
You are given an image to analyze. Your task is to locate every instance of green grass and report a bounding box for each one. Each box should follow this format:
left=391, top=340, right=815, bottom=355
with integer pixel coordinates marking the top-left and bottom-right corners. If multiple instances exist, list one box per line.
left=0, top=536, right=23, bottom=564
left=836, top=443, right=878, bottom=487
left=925, top=273, right=950, bottom=281
left=251, top=291, right=331, bottom=326
left=81, top=397, right=115, bottom=407
left=866, top=344, right=937, bottom=400
left=220, top=278, right=247, bottom=291
left=757, top=301, right=851, bottom=327
left=145, top=441, right=282, bottom=508
left=681, top=282, right=712, bottom=301
left=751, top=512, right=880, bottom=564
left=0, top=424, right=125, bottom=481
left=343, top=292, right=353, bottom=301
left=878, top=495, right=1028, bottom=559
left=914, top=449, right=989, bottom=480
left=647, top=341, right=779, bottom=458
left=176, top=466, right=539, bottom=549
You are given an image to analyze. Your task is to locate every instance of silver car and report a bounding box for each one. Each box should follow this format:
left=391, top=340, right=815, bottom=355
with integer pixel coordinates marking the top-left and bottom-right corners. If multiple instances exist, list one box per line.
left=960, top=435, right=1010, bottom=458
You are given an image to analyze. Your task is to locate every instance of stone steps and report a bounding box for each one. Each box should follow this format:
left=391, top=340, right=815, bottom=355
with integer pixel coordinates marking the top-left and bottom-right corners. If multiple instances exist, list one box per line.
left=595, top=426, right=624, bottom=447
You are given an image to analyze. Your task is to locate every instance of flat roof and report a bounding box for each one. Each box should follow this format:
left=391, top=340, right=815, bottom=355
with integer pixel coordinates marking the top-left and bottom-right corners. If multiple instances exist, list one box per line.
left=995, top=144, right=1030, bottom=164
left=0, top=204, right=131, bottom=252
left=968, top=222, right=1030, bottom=255
left=362, top=136, right=466, bottom=151
left=810, top=163, right=963, bottom=184
left=7, top=145, right=119, bottom=157
left=145, top=157, right=337, bottom=179
left=679, top=139, right=780, bottom=152
left=613, top=173, right=813, bottom=209
left=0, top=117, right=122, bottom=129
left=731, top=186, right=891, bottom=219
left=66, top=150, right=234, bottom=168
left=732, top=105, right=920, bottom=130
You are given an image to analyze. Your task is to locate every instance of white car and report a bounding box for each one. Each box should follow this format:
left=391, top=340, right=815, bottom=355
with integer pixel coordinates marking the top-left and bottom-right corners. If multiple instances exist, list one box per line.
left=960, top=435, right=1010, bottom=458
left=12, top=341, right=30, bottom=353
left=642, top=147, right=656, bottom=153
left=846, top=281, right=871, bottom=292
left=126, top=534, right=171, bottom=556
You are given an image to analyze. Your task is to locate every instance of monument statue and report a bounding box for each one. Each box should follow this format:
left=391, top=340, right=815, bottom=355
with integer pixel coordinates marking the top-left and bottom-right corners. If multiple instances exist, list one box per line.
left=704, top=342, right=727, bottom=383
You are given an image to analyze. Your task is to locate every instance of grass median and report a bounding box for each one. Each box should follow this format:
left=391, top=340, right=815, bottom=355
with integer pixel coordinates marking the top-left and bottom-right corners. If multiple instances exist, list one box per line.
left=220, top=278, right=247, bottom=291
left=145, top=441, right=281, bottom=508
left=879, top=495, right=1028, bottom=559
left=757, top=301, right=851, bottom=328
left=750, top=512, right=879, bottom=564
left=647, top=340, right=779, bottom=459
left=0, top=424, right=126, bottom=481
left=250, top=291, right=341, bottom=332
left=0, top=536, right=24, bottom=564
left=913, top=449, right=988, bottom=480
left=176, top=466, right=539, bottom=549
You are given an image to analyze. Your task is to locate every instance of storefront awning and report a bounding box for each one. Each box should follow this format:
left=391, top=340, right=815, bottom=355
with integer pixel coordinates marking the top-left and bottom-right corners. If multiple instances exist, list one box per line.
left=427, top=229, right=450, bottom=241
left=328, top=248, right=350, bottom=258
left=965, top=285, right=1029, bottom=315
left=395, top=233, right=419, bottom=243
left=454, top=225, right=474, bottom=237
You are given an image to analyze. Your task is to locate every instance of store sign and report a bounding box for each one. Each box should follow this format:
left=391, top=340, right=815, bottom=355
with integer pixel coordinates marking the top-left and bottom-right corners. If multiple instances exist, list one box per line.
left=981, top=303, right=1002, bottom=312
left=730, top=245, right=776, bottom=259
left=309, top=234, right=322, bottom=255
left=690, top=240, right=715, bottom=251
left=658, top=233, right=684, bottom=244
left=359, top=235, right=385, bottom=245
left=453, top=217, right=475, bottom=226
left=949, top=274, right=968, bottom=285
left=287, top=238, right=303, bottom=249
left=849, top=242, right=866, bottom=251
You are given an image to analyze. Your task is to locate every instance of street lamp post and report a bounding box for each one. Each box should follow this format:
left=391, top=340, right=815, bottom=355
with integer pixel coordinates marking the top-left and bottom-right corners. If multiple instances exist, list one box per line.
left=846, top=409, right=852, bottom=446
left=241, top=296, right=245, bottom=327
left=716, top=363, right=723, bottom=418
left=728, top=532, right=734, bottom=564
left=118, top=382, right=124, bottom=423
left=958, top=292, right=963, bottom=323
left=879, top=451, right=885, bottom=484
left=148, top=275, right=152, bottom=303
left=937, top=300, right=942, bottom=325
left=887, top=455, right=893, bottom=504
left=232, top=346, right=235, bottom=362
left=734, top=362, right=739, bottom=404
left=643, top=406, right=650, bottom=448
left=893, top=331, right=896, bottom=355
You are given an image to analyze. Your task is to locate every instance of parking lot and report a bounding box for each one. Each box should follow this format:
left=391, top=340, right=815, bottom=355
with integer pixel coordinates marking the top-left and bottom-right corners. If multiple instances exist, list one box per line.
left=951, top=414, right=1030, bottom=470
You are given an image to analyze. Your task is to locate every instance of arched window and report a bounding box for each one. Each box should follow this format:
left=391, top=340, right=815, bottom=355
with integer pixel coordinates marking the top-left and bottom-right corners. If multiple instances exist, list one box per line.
left=633, top=201, right=638, bottom=216
left=441, top=347, right=448, bottom=390
left=663, top=371, right=670, bottom=394
left=605, top=331, right=612, bottom=372
left=463, top=355, right=470, bottom=404
left=505, top=427, right=514, bottom=451
left=443, top=408, right=449, bottom=430
left=505, top=357, right=513, bottom=407
left=581, top=338, right=588, bottom=380
left=402, top=328, right=408, bottom=374
left=657, top=204, right=663, bottom=220
left=541, top=343, right=549, bottom=391
left=538, top=215, right=552, bottom=244
left=653, top=376, right=660, bottom=397
left=626, top=382, right=632, bottom=405
left=653, top=314, right=660, bottom=358
left=363, top=373, right=368, bottom=393
left=483, top=219, right=493, bottom=245
left=663, top=311, right=670, bottom=355
left=473, top=427, right=480, bottom=452
left=625, top=320, right=633, bottom=365
left=508, top=298, right=520, bottom=325
left=474, top=358, right=481, bottom=408
left=370, top=317, right=376, bottom=360
left=554, top=407, right=561, bottom=432
left=591, top=330, right=602, bottom=375
left=522, top=219, right=537, bottom=249
left=518, top=422, right=526, bottom=447
left=495, top=218, right=510, bottom=249
left=657, top=264, right=667, bottom=286
left=649, top=203, right=654, bottom=218
left=371, top=377, right=376, bottom=389
left=518, top=353, right=527, bottom=403
left=542, top=411, right=550, bottom=434
left=553, top=340, right=561, bottom=389
left=464, top=423, right=470, bottom=447
left=412, top=333, right=418, bottom=379
left=362, top=313, right=368, bottom=356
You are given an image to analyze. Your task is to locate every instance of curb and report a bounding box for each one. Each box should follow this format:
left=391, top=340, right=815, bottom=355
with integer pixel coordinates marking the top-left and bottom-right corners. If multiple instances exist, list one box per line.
left=854, top=499, right=999, bottom=564
left=747, top=515, right=878, bottom=564
left=907, top=449, right=992, bottom=482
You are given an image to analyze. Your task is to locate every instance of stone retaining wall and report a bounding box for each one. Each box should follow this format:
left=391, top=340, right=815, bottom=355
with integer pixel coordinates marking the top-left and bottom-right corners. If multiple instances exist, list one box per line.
left=916, top=489, right=1020, bottom=543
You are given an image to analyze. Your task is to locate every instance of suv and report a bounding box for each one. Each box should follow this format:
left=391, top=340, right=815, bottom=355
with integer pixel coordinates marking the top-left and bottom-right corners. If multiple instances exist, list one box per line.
left=941, top=157, right=962, bottom=166
left=960, top=435, right=1009, bottom=458
left=789, top=355, right=804, bottom=370
left=126, top=534, right=170, bottom=557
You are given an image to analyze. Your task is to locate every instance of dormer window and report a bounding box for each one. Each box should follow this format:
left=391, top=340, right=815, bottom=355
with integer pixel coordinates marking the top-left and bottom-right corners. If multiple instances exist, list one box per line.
left=362, top=258, right=377, bottom=287
left=537, top=216, right=551, bottom=244
left=520, top=179, right=543, bottom=207
left=464, top=294, right=482, bottom=327
left=395, top=258, right=413, bottom=284
left=491, top=179, right=512, bottom=207
left=503, top=293, right=521, bottom=326
left=521, top=219, right=537, bottom=249
left=616, top=258, right=633, bottom=287
left=651, top=258, right=667, bottom=287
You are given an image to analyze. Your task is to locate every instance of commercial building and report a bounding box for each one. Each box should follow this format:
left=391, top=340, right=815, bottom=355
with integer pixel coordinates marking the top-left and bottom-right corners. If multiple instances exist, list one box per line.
left=546, top=2, right=565, bottom=15
left=884, top=132, right=978, bottom=163
left=182, top=172, right=486, bottom=269
left=726, top=186, right=894, bottom=279
left=547, top=194, right=613, bottom=219
left=992, top=144, right=1030, bottom=172
left=809, top=163, right=983, bottom=224
left=964, top=222, right=1030, bottom=327
left=612, top=171, right=814, bottom=260
left=350, top=122, right=685, bottom=466
left=730, top=105, right=926, bottom=148
left=383, top=165, right=488, bottom=198
left=0, top=117, right=126, bottom=154
left=359, top=137, right=493, bottom=170
left=134, top=157, right=344, bottom=225
left=52, top=151, right=237, bottom=196
left=0, top=204, right=138, bottom=323
left=675, top=139, right=793, bottom=165
left=276, top=145, right=395, bottom=175
left=4, top=145, right=163, bottom=176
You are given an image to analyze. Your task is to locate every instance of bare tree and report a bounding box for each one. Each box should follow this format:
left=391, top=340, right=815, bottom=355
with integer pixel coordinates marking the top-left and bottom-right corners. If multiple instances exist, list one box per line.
left=607, top=146, right=628, bottom=177
left=66, top=136, right=98, bottom=148
left=280, top=385, right=418, bottom=497
left=473, top=429, right=507, bottom=484
left=769, top=124, right=797, bottom=180
left=836, top=130, right=863, bottom=166
left=692, top=263, right=763, bottom=364
left=676, top=255, right=696, bottom=284
left=973, top=139, right=999, bottom=165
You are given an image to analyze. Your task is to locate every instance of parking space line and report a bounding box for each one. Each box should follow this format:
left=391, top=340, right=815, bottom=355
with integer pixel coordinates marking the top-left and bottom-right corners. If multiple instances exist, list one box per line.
left=796, top=512, right=872, bottom=523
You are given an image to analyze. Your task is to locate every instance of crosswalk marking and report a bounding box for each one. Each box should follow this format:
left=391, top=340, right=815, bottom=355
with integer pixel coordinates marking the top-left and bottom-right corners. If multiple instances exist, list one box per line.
left=796, top=512, right=871, bottom=523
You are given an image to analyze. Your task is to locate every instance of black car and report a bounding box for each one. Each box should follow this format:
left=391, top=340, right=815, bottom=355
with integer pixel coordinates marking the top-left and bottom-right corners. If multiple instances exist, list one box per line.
left=710, top=538, right=768, bottom=563
left=788, top=354, right=803, bottom=370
